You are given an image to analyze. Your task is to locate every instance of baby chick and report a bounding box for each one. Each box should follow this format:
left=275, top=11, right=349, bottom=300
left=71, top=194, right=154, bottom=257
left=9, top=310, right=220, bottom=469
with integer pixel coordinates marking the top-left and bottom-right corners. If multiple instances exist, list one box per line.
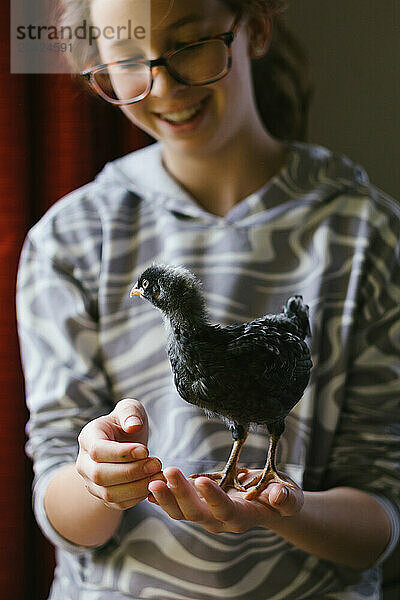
left=130, top=264, right=312, bottom=499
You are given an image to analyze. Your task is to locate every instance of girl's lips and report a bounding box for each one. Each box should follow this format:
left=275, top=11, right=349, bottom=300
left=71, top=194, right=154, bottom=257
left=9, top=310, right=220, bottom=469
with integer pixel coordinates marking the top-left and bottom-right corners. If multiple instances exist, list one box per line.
left=153, top=96, right=211, bottom=132
left=153, top=96, right=209, bottom=118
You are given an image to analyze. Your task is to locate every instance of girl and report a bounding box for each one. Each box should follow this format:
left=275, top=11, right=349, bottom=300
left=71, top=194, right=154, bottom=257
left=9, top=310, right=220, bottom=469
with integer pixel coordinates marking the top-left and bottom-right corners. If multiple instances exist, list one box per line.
left=16, top=0, right=400, bottom=598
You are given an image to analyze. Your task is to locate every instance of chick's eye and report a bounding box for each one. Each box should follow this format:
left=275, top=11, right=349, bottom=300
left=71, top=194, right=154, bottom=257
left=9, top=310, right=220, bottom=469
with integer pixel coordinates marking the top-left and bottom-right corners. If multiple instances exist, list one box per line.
left=142, top=279, right=149, bottom=289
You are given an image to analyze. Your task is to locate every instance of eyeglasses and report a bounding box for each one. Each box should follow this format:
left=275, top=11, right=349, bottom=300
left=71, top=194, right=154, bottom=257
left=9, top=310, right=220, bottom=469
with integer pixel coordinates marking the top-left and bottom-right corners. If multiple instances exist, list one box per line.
left=81, top=13, right=242, bottom=105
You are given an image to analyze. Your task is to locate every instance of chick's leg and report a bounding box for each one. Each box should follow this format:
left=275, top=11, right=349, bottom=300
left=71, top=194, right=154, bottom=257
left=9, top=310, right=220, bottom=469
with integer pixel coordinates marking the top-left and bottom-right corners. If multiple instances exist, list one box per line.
left=244, top=420, right=295, bottom=500
left=189, top=424, right=249, bottom=492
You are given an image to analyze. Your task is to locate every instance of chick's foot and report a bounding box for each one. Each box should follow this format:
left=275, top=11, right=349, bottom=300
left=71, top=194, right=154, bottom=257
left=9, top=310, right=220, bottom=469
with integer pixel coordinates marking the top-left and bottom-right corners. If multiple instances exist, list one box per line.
left=189, top=467, right=249, bottom=492
left=244, top=468, right=296, bottom=500
left=189, top=428, right=249, bottom=492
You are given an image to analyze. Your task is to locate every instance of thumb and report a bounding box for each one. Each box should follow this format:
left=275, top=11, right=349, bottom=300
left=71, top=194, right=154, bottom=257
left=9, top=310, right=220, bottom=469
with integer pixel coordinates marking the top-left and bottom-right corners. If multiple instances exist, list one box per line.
left=266, top=483, right=304, bottom=516
left=112, top=398, right=148, bottom=434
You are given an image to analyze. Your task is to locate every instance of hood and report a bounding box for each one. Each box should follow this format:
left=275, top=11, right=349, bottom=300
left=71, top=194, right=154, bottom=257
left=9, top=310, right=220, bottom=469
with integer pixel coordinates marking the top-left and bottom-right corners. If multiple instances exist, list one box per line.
left=95, top=140, right=371, bottom=225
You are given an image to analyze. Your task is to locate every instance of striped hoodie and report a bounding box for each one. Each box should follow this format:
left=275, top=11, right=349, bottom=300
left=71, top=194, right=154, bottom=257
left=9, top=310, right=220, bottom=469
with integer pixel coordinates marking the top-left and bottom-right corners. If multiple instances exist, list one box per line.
left=16, top=140, right=400, bottom=600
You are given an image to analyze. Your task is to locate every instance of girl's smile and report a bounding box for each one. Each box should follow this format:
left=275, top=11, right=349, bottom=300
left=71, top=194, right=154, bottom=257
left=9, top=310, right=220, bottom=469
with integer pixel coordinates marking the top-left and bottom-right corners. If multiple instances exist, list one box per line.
left=152, top=94, right=211, bottom=132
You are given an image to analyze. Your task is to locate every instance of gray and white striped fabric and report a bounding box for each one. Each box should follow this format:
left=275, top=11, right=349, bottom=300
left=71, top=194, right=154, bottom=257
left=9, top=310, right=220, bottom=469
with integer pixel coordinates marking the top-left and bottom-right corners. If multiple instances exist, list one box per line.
left=16, top=140, right=400, bottom=599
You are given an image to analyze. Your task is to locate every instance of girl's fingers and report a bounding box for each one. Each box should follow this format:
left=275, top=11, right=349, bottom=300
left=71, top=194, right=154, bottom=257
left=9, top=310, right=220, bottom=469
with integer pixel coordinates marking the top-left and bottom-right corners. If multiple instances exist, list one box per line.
left=148, top=480, right=185, bottom=520
left=163, top=468, right=214, bottom=524
left=104, top=495, right=149, bottom=511
left=111, top=398, right=148, bottom=434
left=194, top=477, right=236, bottom=522
left=86, top=472, right=165, bottom=504
left=86, top=456, right=162, bottom=486
left=84, top=439, right=149, bottom=463
left=148, top=470, right=273, bottom=534
left=264, top=483, right=304, bottom=516
left=159, top=468, right=228, bottom=534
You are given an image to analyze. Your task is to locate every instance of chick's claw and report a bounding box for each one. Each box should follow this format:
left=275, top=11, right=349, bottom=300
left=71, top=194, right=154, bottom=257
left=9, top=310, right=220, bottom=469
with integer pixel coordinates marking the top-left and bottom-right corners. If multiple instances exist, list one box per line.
left=189, top=467, right=249, bottom=493
left=244, top=469, right=296, bottom=500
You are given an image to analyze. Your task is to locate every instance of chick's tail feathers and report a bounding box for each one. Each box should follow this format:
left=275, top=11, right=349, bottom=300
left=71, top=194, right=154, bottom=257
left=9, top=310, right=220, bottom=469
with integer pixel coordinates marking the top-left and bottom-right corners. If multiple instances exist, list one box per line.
left=284, top=295, right=311, bottom=338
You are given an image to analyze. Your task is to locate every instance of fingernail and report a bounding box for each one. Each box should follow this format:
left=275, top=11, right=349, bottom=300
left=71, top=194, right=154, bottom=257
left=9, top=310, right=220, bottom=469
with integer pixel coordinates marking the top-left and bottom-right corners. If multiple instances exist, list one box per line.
left=124, top=416, right=142, bottom=429
left=273, top=487, right=288, bottom=505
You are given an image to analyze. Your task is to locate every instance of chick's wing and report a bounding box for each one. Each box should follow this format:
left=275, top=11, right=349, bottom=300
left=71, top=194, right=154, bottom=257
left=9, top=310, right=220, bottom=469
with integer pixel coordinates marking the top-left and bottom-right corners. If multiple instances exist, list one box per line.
left=225, top=324, right=310, bottom=383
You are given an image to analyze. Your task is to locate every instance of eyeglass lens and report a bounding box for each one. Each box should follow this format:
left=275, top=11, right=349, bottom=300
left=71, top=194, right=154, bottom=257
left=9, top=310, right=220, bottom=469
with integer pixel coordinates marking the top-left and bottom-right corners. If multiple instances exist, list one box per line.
left=93, top=39, right=229, bottom=103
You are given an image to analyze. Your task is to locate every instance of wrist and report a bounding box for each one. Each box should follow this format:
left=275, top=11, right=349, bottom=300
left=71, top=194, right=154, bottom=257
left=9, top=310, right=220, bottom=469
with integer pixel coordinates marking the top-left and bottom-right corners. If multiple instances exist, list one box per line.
left=255, top=487, right=393, bottom=569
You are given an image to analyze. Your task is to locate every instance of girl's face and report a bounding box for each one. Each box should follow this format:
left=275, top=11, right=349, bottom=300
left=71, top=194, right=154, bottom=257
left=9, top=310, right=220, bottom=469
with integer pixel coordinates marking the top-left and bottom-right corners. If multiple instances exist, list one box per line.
left=90, top=0, right=264, bottom=158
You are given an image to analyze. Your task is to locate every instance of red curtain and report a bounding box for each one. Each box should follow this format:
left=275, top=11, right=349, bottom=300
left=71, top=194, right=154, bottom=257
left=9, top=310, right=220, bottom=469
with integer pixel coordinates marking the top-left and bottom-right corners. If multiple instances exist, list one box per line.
left=1, top=2, right=151, bottom=597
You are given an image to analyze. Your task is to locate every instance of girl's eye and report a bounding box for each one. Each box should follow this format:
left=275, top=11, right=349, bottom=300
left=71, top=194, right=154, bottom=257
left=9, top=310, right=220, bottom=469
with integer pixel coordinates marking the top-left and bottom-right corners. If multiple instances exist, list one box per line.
left=142, top=279, right=149, bottom=289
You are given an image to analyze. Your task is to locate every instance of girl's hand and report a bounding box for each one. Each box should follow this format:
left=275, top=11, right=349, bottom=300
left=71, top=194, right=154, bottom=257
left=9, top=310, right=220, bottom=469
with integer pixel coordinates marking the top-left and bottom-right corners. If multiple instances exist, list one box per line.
left=148, top=468, right=304, bottom=534
left=76, top=398, right=165, bottom=511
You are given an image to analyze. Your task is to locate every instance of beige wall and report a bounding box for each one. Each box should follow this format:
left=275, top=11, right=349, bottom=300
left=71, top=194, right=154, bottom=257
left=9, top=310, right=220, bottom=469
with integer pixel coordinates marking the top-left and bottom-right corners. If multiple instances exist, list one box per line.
left=286, top=1, right=399, bottom=199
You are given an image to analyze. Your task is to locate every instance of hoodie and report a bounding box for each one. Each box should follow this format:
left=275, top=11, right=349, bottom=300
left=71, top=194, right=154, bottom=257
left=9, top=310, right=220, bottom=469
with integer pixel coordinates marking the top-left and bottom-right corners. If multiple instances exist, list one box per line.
left=16, top=140, right=400, bottom=600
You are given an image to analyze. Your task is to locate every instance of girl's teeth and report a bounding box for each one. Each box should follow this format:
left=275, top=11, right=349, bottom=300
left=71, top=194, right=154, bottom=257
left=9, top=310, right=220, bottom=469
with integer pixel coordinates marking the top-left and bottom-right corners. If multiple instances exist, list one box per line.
left=160, top=101, right=203, bottom=123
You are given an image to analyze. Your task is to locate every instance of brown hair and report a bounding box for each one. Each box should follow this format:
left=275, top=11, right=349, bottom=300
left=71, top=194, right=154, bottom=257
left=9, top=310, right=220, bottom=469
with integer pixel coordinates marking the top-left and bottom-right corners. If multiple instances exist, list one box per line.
left=57, top=0, right=313, bottom=141
left=223, top=0, right=313, bottom=140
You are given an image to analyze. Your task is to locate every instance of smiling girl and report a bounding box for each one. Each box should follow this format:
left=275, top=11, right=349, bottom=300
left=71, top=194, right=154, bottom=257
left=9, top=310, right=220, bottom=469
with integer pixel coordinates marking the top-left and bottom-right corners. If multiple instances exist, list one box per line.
left=16, top=1, right=400, bottom=599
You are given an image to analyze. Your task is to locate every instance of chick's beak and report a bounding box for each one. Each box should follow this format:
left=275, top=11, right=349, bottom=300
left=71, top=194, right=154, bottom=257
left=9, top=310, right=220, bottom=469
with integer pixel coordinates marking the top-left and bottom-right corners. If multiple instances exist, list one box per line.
left=130, top=282, right=143, bottom=298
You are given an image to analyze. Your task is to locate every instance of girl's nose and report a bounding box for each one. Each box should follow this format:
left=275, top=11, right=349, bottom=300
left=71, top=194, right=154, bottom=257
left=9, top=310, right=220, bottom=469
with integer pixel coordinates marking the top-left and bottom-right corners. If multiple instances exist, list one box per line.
left=150, top=65, right=186, bottom=97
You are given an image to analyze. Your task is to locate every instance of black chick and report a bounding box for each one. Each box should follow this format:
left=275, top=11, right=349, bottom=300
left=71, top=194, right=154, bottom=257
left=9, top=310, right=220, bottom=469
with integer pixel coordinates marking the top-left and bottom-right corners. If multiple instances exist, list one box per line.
left=130, top=264, right=312, bottom=499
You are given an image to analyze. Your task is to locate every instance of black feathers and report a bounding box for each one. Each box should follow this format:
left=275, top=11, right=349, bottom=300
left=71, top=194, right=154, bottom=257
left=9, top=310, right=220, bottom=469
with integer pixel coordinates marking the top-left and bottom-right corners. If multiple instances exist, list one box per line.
left=131, top=265, right=312, bottom=430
